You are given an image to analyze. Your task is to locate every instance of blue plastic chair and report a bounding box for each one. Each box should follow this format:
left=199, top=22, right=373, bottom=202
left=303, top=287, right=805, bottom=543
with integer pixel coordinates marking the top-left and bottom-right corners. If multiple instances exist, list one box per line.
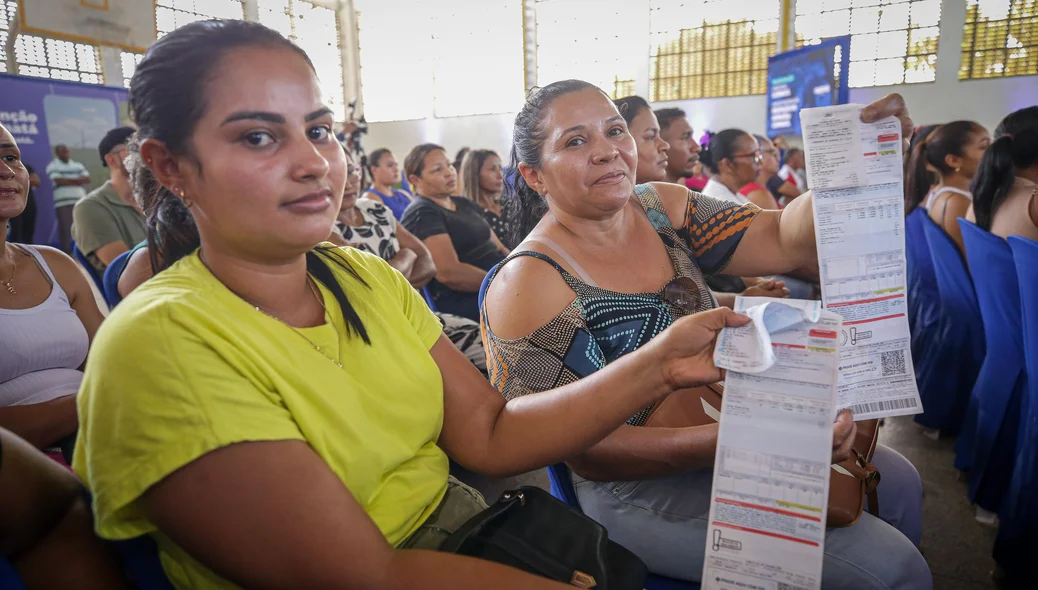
left=547, top=465, right=700, bottom=590
left=994, top=236, right=1038, bottom=581
left=421, top=286, right=438, bottom=312
left=72, top=243, right=107, bottom=301
left=914, top=218, right=984, bottom=433
left=905, top=209, right=941, bottom=378
left=102, top=248, right=134, bottom=308
left=955, top=221, right=1025, bottom=510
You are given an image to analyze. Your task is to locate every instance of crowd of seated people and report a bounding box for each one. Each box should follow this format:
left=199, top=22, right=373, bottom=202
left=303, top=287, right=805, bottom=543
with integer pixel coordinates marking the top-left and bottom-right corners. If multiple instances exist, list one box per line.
left=4, top=15, right=1038, bottom=590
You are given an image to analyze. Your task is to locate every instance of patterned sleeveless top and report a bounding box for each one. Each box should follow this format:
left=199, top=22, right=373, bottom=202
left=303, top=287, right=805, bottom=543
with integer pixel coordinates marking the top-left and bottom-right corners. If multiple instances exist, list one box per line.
left=480, top=184, right=759, bottom=425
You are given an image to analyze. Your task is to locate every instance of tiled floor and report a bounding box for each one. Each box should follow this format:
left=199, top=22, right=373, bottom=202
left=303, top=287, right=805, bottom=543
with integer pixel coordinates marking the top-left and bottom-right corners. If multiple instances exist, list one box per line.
left=879, top=415, right=999, bottom=589
left=457, top=415, right=1002, bottom=589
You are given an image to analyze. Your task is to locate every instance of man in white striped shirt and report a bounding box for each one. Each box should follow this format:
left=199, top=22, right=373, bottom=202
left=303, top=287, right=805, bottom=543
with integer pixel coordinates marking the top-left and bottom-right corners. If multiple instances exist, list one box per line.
left=45, top=144, right=90, bottom=253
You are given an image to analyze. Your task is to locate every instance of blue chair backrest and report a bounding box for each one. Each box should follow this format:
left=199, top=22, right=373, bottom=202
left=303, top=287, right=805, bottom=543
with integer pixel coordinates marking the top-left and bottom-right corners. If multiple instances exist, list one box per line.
left=1010, top=235, right=1038, bottom=373
left=996, top=236, right=1038, bottom=572
left=906, top=209, right=939, bottom=312
left=1011, top=235, right=1038, bottom=375
left=102, top=248, right=134, bottom=308
left=957, top=220, right=1026, bottom=507
left=421, top=286, right=438, bottom=312
left=922, top=218, right=980, bottom=319
left=919, top=218, right=985, bottom=430
left=72, top=243, right=106, bottom=297
left=546, top=463, right=581, bottom=508
left=958, top=221, right=1023, bottom=368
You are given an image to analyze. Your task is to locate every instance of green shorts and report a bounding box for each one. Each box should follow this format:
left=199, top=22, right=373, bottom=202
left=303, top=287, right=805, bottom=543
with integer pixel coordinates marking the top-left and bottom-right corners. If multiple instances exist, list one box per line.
left=398, top=476, right=488, bottom=550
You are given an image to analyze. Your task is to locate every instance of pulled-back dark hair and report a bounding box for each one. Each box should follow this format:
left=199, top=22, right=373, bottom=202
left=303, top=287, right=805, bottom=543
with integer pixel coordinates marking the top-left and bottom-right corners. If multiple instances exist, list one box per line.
left=653, top=107, right=686, bottom=132
left=613, top=95, right=651, bottom=127
left=460, top=149, right=500, bottom=208
left=504, top=80, right=603, bottom=245
left=972, top=106, right=1038, bottom=230
left=403, top=143, right=447, bottom=187
left=699, top=128, right=751, bottom=175
left=128, top=19, right=369, bottom=343
left=367, top=147, right=392, bottom=175
left=904, top=120, right=983, bottom=214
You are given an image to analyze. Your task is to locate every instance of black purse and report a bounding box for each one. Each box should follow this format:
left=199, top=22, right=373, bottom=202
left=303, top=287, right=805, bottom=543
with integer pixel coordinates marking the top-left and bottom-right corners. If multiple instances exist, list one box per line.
left=439, top=486, right=648, bottom=589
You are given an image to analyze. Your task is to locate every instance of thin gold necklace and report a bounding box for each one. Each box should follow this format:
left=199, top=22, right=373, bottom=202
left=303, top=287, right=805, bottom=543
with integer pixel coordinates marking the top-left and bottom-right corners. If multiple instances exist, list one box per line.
left=0, top=245, right=20, bottom=295
left=251, top=278, right=344, bottom=369
left=200, top=252, right=344, bottom=368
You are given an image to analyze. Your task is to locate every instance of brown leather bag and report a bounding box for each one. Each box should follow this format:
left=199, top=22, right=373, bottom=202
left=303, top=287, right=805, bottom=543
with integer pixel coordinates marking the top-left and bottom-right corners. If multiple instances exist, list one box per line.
left=644, top=383, right=880, bottom=528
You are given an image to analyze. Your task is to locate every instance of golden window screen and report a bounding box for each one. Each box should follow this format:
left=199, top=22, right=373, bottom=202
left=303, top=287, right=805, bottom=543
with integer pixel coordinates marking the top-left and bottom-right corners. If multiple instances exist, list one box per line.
left=960, top=0, right=1038, bottom=79
left=649, top=0, right=780, bottom=101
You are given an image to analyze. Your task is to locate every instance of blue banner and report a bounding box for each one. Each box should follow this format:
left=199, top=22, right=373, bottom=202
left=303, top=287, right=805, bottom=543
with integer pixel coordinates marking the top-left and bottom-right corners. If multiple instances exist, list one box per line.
left=766, top=37, right=851, bottom=138
left=1, top=73, right=129, bottom=246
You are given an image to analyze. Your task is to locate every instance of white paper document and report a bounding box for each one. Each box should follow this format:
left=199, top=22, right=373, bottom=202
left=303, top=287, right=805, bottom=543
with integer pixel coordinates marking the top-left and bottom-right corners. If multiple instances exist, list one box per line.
left=802, top=104, right=923, bottom=420
left=704, top=298, right=842, bottom=590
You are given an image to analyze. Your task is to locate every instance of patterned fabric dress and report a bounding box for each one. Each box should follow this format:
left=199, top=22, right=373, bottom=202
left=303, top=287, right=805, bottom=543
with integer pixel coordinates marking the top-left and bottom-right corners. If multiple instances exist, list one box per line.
left=480, top=184, right=759, bottom=424
left=334, top=200, right=488, bottom=373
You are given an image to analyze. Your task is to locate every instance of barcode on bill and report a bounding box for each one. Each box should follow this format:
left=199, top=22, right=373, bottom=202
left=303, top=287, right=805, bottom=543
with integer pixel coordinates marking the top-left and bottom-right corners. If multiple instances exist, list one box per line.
left=848, top=397, right=918, bottom=416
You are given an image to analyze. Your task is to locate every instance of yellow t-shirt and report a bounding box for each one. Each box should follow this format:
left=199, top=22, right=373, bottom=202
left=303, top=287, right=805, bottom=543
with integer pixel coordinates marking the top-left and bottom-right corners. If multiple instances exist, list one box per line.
left=73, top=247, right=448, bottom=589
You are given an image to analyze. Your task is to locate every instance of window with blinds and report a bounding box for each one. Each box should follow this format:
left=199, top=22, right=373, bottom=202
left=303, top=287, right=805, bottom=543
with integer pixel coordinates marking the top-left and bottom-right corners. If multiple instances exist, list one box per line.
left=0, top=1, right=16, bottom=73
left=259, top=0, right=346, bottom=120
left=535, top=0, right=647, bottom=99
left=155, top=0, right=245, bottom=37
left=1, top=0, right=102, bottom=83
left=795, top=0, right=942, bottom=87
left=120, top=51, right=144, bottom=88
left=356, top=0, right=523, bottom=122
left=960, top=0, right=1038, bottom=79
left=649, top=0, right=780, bottom=101
left=14, top=35, right=103, bottom=84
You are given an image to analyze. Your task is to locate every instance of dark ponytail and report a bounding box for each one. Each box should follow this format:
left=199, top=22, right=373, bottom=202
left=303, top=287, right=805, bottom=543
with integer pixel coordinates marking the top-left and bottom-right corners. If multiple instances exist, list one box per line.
left=128, top=19, right=370, bottom=342
left=504, top=79, right=602, bottom=245
left=903, top=120, right=984, bottom=214
left=699, top=128, right=749, bottom=175
left=971, top=106, right=1038, bottom=231
left=904, top=139, right=934, bottom=214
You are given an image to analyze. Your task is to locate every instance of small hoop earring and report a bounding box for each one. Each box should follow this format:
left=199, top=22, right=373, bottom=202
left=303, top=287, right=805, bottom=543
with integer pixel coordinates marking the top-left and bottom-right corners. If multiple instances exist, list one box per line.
left=955, top=167, right=961, bottom=173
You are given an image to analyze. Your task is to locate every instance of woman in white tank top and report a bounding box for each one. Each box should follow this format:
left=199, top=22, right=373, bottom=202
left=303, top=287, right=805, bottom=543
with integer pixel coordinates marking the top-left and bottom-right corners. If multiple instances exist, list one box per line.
left=904, top=120, right=991, bottom=255
left=0, top=124, right=105, bottom=452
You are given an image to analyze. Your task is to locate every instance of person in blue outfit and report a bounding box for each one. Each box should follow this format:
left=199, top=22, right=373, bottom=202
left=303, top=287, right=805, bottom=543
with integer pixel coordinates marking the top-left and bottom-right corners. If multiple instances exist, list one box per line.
left=362, top=148, right=413, bottom=220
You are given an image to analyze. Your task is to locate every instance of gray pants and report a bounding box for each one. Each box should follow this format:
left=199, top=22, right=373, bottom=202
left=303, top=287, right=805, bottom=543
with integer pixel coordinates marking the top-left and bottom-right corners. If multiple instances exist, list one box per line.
left=574, top=444, right=931, bottom=589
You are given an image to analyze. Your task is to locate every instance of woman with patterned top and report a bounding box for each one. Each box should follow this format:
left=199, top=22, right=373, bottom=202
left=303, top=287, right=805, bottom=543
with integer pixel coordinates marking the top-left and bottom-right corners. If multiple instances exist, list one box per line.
left=480, top=80, right=930, bottom=588
left=459, top=149, right=516, bottom=250
left=332, top=152, right=487, bottom=372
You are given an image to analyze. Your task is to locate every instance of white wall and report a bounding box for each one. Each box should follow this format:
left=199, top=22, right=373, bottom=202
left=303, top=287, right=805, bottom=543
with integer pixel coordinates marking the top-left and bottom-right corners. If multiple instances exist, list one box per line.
left=364, top=0, right=1036, bottom=159
left=364, top=113, right=517, bottom=164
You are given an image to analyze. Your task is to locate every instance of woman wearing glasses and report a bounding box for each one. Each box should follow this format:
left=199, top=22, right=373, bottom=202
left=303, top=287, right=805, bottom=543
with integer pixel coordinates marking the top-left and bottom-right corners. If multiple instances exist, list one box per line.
left=481, top=80, right=929, bottom=587
left=699, top=129, right=763, bottom=207
left=739, top=135, right=795, bottom=210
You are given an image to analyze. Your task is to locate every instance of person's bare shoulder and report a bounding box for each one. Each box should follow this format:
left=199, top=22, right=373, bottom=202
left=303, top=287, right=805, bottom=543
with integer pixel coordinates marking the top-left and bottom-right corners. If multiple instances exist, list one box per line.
left=29, top=245, right=93, bottom=299
left=118, top=247, right=154, bottom=298
left=483, top=245, right=577, bottom=341
left=645, top=181, right=690, bottom=228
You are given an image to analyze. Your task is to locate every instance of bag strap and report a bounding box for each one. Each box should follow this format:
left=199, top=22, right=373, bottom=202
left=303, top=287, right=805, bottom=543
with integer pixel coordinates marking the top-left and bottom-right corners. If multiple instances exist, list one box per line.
left=867, top=489, right=880, bottom=516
